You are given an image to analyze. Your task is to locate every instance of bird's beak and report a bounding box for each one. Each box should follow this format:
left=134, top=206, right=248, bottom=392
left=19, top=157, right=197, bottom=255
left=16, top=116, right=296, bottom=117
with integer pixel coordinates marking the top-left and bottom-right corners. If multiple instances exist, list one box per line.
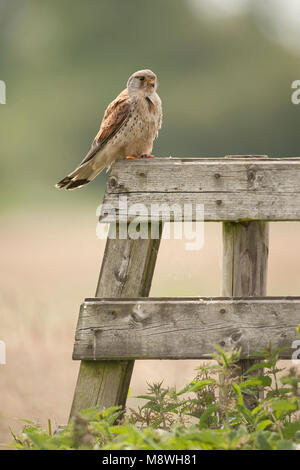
left=147, top=78, right=155, bottom=87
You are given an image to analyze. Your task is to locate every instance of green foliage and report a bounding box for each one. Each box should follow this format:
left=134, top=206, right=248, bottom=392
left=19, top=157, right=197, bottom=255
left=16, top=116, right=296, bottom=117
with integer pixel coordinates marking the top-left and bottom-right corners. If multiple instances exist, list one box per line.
left=7, top=346, right=300, bottom=450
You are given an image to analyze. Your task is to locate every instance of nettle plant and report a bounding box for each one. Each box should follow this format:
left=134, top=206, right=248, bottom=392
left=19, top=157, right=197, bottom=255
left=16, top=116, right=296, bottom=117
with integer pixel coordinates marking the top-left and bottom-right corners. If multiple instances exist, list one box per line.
left=8, top=344, right=300, bottom=450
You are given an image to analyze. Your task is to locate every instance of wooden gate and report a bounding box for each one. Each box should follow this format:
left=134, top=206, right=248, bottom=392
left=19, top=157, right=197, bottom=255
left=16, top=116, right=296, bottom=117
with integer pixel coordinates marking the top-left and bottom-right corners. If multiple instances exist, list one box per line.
left=69, top=155, right=300, bottom=419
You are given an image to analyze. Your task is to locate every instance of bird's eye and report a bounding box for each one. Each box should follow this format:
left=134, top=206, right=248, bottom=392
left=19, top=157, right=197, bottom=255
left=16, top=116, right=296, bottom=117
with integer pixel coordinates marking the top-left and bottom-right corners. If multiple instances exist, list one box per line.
left=139, top=77, right=145, bottom=81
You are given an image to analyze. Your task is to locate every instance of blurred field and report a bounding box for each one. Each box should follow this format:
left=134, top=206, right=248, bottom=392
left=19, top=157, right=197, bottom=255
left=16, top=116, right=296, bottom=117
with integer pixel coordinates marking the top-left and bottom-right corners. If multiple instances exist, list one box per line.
left=1, top=1, right=300, bottom=208
left=2, top=0, right=300, bottom=451
left=0, top=211, right=300, bottom=446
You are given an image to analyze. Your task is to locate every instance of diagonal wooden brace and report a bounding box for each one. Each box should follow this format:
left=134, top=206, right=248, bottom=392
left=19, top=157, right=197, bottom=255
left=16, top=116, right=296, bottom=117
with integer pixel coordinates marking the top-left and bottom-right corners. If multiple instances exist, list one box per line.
left=69, top=223, right=162, bottom=420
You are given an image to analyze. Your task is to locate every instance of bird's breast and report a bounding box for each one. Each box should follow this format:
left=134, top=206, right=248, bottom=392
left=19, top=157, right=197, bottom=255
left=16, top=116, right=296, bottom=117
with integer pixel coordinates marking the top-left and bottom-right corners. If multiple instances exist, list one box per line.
left=133, top=97, right=161, bottom=134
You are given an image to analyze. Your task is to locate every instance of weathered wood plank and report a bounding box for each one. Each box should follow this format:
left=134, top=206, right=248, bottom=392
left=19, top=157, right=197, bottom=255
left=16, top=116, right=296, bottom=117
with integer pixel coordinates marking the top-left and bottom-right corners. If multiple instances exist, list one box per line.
left=99, top=157, right=300, bottom=221
left=69, top=223, right=162, bottom=420
left=107, top=157, right=300, bottom=194
left=101, top=192, right=300, bottom=222
left=72, top=297, right=300, bottom=360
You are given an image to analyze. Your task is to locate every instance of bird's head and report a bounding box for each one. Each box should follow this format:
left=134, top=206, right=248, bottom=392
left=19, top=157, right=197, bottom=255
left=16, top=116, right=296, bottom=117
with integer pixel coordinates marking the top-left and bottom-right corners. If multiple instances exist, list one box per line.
left=127, top=69, right=158, bottom=97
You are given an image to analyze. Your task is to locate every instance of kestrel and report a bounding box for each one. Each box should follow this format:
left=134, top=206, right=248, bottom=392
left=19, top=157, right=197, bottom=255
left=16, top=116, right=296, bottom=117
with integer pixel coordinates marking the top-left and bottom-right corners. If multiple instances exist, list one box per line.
left=56, top=69, right=162, bottom=190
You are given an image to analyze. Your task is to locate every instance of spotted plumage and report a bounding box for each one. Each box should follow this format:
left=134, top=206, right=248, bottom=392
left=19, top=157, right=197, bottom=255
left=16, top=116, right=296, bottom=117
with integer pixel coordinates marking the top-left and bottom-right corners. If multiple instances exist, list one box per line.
left=56, top=69, right=162, bottom=190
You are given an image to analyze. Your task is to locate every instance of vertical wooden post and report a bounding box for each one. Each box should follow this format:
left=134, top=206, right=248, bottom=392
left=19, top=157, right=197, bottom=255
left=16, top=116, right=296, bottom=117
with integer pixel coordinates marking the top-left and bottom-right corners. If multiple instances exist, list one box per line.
left=222, top=221, right=269, bottom=406
left=69, top=223, right=162, bottom=420
left=222, top=221, right=269, bottom=299
left=222, top=155, right=269, bottom=407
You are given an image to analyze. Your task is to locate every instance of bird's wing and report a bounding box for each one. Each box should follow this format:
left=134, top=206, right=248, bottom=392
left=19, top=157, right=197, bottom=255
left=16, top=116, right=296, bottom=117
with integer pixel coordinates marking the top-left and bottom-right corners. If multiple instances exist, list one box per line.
left=78, top=89, right=130, bottom=167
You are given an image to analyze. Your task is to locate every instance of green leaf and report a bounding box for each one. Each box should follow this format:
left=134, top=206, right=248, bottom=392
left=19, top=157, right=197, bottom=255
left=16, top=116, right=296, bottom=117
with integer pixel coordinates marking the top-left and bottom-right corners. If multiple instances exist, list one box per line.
left=19, top=419, right=37, bottom=425
left=186, top=429, right=229, bottom=449
left=199, top=404, right=219, bottom=428
left=24, top=430, right=51, bottom=450
left=282, top=421, right=300, bottom=439
left=141, top=401, right=161, bottom=412
left=271, top=398, right=299, bottom=413
left=240, top=376, right=272, bottom=389
left=255, top=431, right=273, bottom=450
left=109, top=425, right=127, bottom=434
left=271, top=346, right=289, bottom=359
left=163, top=403, right=182, bottom=413
left=136, top=395, right=157, bottom=401
left=277, top=387, right=292, bottom=395
left=177, top=379, right=215, bottom=395
left=236, top=404, right=255, bottom=425
left=281, top=375, right=300, bottom=387
left=215, top=344, right=229, bottom=367
left=232, top=383, right=244, bottom=406
left=79, top=407, right=101, bottom=420
left=251, top=405, right=262, bottom=416
left=256, top=420, right=273, bottom=431
left=101, top=406, right=122, bottom=418
left=277, top=440, right=294, bottom=450
left=244, top=362, right=272, bottom=375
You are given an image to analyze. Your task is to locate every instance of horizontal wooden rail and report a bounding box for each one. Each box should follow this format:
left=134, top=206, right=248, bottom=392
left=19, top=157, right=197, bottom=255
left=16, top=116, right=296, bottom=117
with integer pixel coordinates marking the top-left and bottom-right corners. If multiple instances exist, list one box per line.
left=73, top=297, right=300, bottom=360
left=99, top=157, right=300, bottom=222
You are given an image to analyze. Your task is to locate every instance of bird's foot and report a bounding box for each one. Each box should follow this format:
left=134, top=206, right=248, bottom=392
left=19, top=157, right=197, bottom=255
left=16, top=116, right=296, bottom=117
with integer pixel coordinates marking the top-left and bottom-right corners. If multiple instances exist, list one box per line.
left=125, top=154, right=155, bottom=160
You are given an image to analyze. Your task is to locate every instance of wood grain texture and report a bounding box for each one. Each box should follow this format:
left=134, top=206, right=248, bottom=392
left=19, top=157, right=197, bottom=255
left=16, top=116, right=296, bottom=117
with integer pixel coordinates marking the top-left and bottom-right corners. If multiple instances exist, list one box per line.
left=222, top=221, right=269, bottom=297
left=222, top=219, right=269, bottom=406
left=69, top=223, right=162, bottom=420
left=73, top=297, right=299, bottom=360
left=100, top=157, right=300, bottom=222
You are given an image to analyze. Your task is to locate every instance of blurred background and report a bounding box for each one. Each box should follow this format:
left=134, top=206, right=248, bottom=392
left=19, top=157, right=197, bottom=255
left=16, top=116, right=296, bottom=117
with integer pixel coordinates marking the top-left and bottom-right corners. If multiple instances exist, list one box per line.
left=1, top=0, right=300, bottom=445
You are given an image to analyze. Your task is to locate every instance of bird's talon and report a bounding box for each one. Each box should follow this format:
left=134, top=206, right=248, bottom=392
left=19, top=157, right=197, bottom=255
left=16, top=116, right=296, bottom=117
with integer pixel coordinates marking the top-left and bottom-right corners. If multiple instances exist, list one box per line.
left=125, top=155, right=141, bottom=159
left=141, top=154, right=155, bottom=158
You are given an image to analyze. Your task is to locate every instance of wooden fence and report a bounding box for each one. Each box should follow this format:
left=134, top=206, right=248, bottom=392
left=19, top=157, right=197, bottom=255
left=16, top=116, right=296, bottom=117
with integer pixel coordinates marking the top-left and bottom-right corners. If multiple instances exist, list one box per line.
left=69, top=155, right=300, bottom=419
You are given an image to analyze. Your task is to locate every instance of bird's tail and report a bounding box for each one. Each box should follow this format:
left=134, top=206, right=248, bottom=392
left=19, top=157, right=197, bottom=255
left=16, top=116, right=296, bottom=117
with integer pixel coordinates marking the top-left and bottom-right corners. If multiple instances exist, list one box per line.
left=55, top=160, right=106, bottom=190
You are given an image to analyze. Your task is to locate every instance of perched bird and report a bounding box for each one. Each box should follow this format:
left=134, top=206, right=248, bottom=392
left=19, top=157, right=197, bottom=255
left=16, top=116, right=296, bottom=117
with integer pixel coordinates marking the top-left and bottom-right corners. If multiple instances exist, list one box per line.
left=56, top=69, right=162, bottom=190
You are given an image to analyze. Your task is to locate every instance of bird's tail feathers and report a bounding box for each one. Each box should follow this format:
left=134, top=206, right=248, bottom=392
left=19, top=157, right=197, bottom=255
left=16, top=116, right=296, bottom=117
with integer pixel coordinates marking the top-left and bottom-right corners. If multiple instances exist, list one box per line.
left=55, top=161, right=106, bottom=190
